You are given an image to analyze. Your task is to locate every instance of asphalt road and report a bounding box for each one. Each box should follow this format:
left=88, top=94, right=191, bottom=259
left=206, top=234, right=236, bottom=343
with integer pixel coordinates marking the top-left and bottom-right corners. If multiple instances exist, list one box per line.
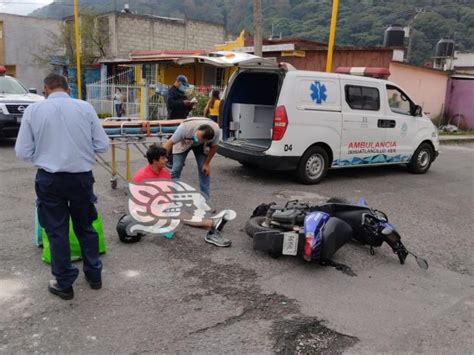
left=0, top=140, right=473, bottom=353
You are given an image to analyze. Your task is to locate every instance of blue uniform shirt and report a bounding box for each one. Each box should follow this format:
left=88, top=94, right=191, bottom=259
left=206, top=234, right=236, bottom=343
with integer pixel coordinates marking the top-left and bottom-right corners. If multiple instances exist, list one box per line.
left=15, top=92, right=109, bottom=173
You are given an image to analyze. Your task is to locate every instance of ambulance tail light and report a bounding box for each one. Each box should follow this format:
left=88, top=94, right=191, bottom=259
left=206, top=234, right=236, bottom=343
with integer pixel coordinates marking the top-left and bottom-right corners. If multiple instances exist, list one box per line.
left=272, top=105, right=288, bottom=141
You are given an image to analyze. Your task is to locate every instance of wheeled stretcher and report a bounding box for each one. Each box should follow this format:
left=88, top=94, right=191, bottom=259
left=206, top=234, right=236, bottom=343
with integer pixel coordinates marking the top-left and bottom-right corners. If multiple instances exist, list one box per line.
left=97, top=118, right=183, bottom=189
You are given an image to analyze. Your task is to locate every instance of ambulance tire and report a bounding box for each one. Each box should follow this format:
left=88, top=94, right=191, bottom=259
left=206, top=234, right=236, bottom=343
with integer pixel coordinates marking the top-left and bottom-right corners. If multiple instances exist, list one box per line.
left=408, top=143, right=433, bottom=174
left=297, top=146, right=329, bottom=184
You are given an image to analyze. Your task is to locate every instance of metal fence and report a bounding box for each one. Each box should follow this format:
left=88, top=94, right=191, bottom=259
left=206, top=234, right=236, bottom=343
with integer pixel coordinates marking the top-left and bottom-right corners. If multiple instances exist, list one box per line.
left=87, top=84, right=143, bottom=117
left=86, top=81, right=225, bottom=120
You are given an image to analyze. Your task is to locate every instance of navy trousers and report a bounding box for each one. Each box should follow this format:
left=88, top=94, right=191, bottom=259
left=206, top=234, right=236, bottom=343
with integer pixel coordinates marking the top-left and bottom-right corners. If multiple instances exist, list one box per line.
left=35, top=169, right=102, bottom=289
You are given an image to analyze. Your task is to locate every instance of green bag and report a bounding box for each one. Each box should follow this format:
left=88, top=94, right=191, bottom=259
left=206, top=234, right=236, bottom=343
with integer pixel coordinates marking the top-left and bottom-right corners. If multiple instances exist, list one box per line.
left=40, top=213, right=106, bottom=264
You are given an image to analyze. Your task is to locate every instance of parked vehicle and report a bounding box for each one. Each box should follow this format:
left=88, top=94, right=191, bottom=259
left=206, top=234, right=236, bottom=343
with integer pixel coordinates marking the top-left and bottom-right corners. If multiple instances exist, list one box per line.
left=177, top=52, right=440, bottom=184
left=0, top=67, right=43, bottom=138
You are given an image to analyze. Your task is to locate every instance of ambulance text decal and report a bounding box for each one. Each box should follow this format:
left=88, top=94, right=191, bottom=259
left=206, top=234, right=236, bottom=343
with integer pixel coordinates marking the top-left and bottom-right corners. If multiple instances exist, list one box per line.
left=348, top=141, right=397, bottom=155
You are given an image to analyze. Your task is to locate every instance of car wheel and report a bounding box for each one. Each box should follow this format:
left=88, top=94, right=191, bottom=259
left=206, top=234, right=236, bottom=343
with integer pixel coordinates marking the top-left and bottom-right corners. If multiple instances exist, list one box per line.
left=297, top=146, right=329, bottom=184
left=245, top=216, right=274, bottom=238
left=408, top=143, right=433, bottom=174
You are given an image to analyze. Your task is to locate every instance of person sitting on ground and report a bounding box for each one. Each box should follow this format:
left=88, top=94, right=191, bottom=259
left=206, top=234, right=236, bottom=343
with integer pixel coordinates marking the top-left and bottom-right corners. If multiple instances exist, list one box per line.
left=131, top=144, right=233, bottom=247
left=132, top=144, right=171, bottom=183
left=203, top=89, right=221, bottom=122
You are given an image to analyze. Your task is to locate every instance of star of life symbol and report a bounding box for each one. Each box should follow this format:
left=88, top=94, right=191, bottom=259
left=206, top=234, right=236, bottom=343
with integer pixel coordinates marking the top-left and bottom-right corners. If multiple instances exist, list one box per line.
left=127, top=180, right=215, bottom=236
left=310, top=81, right=327, bottom=104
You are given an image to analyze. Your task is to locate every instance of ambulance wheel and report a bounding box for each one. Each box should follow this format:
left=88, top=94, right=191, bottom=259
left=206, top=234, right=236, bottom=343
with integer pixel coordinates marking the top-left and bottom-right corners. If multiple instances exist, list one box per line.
left=245, top=216, right=274, bottom=238
left=297, top=146, right=329, bottom=184
left=116, top=215, right=143, bottom=244
left=408, top=143, right=433, bottom=174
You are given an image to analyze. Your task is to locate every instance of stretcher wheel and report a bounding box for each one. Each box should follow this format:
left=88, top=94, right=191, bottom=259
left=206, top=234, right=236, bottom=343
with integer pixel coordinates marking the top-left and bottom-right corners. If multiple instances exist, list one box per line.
left=110, top=178, right=118, bottom=189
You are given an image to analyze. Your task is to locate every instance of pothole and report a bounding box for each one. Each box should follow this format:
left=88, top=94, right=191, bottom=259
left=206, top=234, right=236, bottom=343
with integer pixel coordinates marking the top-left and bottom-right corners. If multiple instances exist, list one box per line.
left=272, top=317, right=358, bottom=354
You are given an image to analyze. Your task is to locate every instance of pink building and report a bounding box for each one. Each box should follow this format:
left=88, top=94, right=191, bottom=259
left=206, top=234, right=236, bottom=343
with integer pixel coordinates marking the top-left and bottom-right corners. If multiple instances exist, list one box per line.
left=389, top=61, right=449, bottom=122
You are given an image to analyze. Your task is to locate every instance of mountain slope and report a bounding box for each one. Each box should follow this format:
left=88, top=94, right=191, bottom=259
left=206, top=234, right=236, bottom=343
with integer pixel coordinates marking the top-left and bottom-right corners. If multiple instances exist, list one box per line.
left=30, top=0, right=474, bottom=65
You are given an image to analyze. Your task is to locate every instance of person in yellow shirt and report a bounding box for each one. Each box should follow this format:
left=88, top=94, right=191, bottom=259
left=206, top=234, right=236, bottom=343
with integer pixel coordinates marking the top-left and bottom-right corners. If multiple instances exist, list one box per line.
left=204, top=89, right=220, bottom=122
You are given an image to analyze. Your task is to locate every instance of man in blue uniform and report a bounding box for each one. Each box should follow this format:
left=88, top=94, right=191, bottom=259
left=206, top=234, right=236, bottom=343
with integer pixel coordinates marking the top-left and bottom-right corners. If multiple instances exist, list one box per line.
left=15, top=74, right=109, bottom=300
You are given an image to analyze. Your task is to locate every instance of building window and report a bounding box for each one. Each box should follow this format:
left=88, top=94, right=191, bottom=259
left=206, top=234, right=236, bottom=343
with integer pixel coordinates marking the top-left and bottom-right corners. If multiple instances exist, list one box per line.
left=345, top=85, right=380, bottom=111
left=142, top=64, right=157, bottom=84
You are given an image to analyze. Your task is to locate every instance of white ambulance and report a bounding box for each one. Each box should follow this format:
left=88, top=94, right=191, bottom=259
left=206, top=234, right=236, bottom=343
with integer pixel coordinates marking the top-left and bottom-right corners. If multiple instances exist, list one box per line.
left=177, top=52, right=440, bottom=184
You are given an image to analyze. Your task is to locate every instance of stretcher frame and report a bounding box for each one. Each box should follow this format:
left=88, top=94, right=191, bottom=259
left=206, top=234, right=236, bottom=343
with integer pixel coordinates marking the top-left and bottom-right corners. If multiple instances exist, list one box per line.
left=97, top=118, right=182, bottom=189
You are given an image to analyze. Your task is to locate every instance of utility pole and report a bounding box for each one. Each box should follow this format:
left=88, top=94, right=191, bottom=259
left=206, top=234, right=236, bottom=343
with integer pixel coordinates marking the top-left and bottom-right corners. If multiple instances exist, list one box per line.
left=253, top=0, right=262, bottom=57
left=406, top=8, right=425, bottom=63
left=73, top=0, right=82, bottom=99
left=325, top=0, right=339, bottom=72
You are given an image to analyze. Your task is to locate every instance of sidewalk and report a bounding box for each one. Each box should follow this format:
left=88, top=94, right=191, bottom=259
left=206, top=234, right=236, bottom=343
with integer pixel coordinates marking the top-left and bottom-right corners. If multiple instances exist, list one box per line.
left=439, top=135, right=474, bottom=144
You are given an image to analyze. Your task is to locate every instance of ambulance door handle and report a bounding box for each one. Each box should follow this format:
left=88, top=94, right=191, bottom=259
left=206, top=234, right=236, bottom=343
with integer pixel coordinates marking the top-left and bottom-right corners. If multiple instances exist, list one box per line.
left=378, top=119, right=396, bottom=128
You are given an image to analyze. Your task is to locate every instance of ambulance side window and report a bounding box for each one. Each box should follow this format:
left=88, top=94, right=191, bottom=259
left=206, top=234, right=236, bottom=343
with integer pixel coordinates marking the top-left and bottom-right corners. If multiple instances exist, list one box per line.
left=386, top=85, right=412, bottom=116
left=345, top=85, right=380, bottom=111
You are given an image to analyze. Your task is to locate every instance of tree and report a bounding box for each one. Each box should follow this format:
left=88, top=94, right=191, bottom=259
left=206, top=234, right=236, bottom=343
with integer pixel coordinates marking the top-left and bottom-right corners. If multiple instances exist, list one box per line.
left=34, top=10, right=110, bottom=67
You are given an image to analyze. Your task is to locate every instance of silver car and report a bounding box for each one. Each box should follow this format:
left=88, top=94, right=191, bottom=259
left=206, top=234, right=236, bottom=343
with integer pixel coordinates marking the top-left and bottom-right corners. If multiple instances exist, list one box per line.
left=0, top=74, right=43, bottom=138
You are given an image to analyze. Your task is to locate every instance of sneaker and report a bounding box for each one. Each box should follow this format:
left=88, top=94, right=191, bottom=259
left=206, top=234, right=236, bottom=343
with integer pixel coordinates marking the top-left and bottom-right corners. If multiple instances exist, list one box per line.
left=205, top=230, right=232, bottom=247
left=48, top=280, right=74, bottom=300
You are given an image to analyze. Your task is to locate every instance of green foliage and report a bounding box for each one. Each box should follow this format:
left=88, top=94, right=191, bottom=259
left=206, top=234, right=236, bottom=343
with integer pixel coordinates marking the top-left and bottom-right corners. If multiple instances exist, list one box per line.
left=97, top=112, right=112, bottom=119
left=31, top=0, right=474, bottom=65
left=189, top=91, right=212, bottom=117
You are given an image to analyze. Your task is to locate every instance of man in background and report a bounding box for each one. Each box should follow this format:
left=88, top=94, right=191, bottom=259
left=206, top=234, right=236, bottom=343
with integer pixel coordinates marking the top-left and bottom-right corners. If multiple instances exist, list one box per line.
left=15, top=74, right=109, bottom=300
left=166, top=75, right=194, bottom=120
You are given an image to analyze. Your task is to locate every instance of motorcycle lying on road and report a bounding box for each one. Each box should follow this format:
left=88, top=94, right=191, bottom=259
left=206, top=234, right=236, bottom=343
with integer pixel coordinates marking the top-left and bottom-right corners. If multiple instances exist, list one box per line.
left=245, top=198, right=428, bottom=270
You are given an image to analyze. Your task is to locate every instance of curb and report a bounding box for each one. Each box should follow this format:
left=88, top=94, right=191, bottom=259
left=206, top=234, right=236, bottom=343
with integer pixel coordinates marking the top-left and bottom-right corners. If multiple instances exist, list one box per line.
left=439, top=136, right=474, bottom=145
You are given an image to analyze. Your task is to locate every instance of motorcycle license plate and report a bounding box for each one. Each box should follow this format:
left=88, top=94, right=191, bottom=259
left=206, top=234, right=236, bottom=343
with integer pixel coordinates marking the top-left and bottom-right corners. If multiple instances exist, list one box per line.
left=282, top=232, right=298, bottom=256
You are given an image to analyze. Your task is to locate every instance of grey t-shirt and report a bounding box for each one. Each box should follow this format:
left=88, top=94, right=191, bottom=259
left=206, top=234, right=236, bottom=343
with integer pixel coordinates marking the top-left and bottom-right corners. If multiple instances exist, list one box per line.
left=171, top=117, right=221, bottom=154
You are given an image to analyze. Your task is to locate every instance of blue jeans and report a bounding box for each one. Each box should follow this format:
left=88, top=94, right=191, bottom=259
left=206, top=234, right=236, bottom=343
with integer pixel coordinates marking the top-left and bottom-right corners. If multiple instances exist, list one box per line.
left=115, top=103, right=122, bottom=117
left=35, top=169, right=102, bottom=289
left=171, top=145, right=210, bottom=200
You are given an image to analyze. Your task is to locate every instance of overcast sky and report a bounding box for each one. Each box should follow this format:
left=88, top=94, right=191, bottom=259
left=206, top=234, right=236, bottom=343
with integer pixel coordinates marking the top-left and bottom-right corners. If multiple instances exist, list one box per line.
left=0, top=0, right=53, bottom=15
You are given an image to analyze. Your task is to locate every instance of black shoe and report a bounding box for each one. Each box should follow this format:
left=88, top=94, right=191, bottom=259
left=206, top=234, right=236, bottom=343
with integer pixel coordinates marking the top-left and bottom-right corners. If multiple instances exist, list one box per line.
left=85, top=276, right=102, bottom=290
left=48, top=280, right=74, bottom=300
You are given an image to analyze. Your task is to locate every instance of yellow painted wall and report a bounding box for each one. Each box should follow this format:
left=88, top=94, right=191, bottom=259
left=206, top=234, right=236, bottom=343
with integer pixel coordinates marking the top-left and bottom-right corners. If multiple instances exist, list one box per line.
left=135, top=65, right=142, bottom=84
left=161, top=63, right=204, bottom=86
left=215, top=30, right=245, bottom=51
left=136, top=62, right=233, bottom=87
